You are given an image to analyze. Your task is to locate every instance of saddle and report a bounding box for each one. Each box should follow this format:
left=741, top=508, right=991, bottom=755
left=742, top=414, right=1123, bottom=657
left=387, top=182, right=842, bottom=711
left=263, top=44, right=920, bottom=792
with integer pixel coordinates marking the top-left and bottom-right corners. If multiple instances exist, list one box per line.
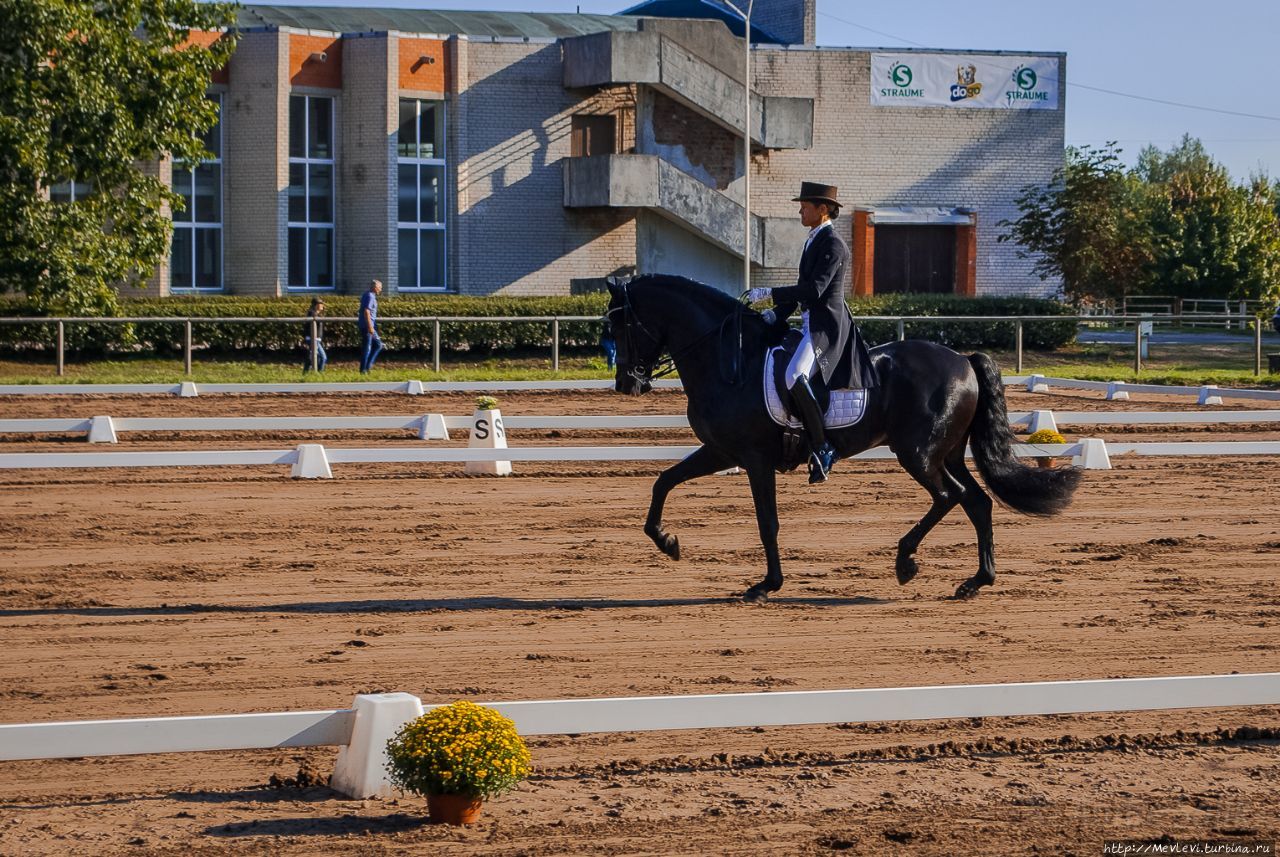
left=764, top=330, right=868, bottom=472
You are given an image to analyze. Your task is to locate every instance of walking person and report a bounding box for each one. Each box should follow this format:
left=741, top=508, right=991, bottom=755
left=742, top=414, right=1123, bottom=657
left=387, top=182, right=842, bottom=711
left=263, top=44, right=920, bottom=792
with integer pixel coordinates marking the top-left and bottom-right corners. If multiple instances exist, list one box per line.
left=747, top=181, right=861, bottom=485
left=359, top=279, right=383, bottom=373
left=303, top=297, right=327, bottom=372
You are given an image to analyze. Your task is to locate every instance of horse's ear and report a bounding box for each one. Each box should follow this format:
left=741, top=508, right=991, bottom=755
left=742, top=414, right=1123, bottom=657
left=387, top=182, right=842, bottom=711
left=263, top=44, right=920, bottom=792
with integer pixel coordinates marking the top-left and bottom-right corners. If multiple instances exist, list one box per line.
left=606, top=277, right=622, bottom=300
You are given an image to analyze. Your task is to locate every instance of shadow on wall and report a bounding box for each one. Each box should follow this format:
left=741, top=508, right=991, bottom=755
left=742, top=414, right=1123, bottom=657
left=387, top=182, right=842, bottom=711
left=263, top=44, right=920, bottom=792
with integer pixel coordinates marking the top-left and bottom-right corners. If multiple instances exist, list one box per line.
left=456, top=47, right=633, bottom=293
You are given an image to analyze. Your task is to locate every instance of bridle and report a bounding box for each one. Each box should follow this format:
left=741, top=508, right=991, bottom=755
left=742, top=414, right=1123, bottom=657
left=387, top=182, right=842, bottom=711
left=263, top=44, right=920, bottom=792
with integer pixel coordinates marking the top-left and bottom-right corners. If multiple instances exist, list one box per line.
left=605, top=280, right=750, bottom=388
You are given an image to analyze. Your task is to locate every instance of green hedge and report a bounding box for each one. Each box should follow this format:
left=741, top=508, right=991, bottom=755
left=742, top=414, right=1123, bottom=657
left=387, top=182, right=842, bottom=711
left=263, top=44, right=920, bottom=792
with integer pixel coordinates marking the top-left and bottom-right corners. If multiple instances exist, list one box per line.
left=0, top=292, right=1076, bottom=355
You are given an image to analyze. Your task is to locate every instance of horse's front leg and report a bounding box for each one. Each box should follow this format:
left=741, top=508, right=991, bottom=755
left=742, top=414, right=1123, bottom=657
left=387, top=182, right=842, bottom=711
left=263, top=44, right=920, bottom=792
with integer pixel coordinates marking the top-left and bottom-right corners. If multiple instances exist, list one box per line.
left=645, top=445, right=731, bottom=560
left=742, top=463, right=782, bottom=604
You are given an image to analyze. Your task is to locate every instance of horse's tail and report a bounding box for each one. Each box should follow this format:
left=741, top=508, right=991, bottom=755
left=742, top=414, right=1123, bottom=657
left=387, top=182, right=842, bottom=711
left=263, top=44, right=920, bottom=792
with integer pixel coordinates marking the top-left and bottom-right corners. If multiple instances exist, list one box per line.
left=966, top=352, right=1081, bottom=516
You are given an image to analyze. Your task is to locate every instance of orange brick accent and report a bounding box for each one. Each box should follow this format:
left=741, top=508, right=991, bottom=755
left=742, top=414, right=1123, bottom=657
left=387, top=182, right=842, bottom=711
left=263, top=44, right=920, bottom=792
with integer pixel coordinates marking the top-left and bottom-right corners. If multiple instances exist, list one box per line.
left=183, top=30, right=230, bottom=84
left=398, top=37, right=446, bottom=92
left=954, top=218, right=977, bottom=297
left=851, top=209, right=875, bottom=297
left=289, top=34, right=342, bottom=89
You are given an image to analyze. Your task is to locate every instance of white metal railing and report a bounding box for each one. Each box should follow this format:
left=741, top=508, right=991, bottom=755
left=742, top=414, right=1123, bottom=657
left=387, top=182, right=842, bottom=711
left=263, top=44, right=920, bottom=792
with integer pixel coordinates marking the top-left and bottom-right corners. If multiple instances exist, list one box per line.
left=3, top=410, right=1278, bottom=443
left=2, top=674, right=1277, bottom=799
left=3, top=310, right=1276, bottom=377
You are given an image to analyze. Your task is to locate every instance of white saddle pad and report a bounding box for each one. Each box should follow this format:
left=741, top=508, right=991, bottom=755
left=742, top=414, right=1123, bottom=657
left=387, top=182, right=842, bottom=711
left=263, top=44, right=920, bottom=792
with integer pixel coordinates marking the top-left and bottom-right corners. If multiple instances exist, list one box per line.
left=763, top=346, right=868, bottom=429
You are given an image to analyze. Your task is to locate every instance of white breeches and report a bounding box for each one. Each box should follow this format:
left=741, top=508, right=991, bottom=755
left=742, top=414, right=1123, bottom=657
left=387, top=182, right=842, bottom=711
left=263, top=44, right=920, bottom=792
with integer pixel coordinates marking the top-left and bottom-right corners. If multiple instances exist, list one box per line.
left=785, top=329, right=816, bottom=389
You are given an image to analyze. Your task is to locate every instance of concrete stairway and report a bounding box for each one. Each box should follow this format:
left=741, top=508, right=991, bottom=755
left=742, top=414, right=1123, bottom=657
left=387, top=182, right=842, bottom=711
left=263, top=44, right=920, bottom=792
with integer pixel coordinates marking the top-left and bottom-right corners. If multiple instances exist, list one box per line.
left=562, top=28, right=812, bottom=150
left=563, top=153, right=805, bottom=267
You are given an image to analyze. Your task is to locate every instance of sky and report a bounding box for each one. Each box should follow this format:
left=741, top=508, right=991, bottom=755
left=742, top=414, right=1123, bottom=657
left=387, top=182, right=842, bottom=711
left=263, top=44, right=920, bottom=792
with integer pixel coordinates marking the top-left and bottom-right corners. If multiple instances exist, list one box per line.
left=271, top=0, right=1280, bottom=181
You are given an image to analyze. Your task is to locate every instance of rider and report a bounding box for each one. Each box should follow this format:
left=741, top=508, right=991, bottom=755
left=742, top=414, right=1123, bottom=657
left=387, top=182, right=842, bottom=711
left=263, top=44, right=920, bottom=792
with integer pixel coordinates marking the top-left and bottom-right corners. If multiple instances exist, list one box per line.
left=747, top=182, right=851, bottom=484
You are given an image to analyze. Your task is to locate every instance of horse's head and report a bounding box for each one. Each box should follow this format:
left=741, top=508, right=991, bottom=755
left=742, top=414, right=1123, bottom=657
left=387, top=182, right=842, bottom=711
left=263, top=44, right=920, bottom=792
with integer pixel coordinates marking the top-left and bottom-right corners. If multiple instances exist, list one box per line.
left=605, top=279, right=664, bottom=396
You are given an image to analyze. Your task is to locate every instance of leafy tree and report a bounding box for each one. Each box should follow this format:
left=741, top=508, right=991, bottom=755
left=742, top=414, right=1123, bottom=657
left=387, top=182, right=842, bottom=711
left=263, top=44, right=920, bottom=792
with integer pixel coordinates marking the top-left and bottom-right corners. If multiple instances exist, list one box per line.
left=0, top=0, right=237, bottom=316
left=998, top=143, right=1154, bottom=303
left=1137, top=136, right=1280, bottom=302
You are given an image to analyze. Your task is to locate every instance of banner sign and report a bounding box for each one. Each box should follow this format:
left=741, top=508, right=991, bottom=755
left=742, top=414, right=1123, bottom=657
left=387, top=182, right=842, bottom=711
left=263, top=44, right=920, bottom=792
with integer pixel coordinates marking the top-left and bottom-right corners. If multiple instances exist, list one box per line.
left=870, top=53, right=1060, bottom=110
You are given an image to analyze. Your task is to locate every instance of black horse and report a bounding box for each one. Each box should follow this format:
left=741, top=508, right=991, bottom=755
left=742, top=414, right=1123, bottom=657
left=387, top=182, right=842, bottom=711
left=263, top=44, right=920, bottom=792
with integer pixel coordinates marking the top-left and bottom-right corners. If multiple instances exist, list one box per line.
left=606, top=274, right=1082, bottom=603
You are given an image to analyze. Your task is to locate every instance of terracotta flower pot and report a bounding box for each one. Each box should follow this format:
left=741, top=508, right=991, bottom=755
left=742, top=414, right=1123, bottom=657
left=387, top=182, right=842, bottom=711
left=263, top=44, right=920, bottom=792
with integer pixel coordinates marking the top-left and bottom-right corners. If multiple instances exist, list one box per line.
left=428, top=792, right=484, bottom=825
left=1036, top=456, right=1056, bottom=469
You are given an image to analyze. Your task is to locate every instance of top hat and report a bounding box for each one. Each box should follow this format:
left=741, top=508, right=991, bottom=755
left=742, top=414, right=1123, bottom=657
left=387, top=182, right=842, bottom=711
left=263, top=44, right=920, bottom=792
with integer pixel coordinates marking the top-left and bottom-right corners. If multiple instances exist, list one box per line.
left=792, top=181, right=840, bottom=208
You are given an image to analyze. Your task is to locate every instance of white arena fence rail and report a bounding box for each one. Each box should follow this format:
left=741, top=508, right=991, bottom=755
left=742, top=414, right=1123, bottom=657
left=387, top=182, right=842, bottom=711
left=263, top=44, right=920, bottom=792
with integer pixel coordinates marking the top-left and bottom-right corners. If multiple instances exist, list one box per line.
left=2, top=439, right=1280, bottom=474
left=1, top=673, right=1277, bottom=800
left=2, top=410, right=1278, bottom=444
left=2, top=374, right=1279, bottom=404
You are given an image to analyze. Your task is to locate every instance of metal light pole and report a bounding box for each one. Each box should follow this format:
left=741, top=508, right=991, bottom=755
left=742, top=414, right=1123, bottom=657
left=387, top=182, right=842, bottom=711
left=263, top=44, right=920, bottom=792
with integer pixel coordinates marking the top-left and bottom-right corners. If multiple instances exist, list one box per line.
left=724, top=0, right=754, bottom=293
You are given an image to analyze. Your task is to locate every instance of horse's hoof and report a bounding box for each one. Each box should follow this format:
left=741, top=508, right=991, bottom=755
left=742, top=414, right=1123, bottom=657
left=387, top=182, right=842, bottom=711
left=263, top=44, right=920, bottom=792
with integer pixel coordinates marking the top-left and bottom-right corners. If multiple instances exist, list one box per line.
left=661, top=534, right=680, bottom=561
left=741, top=588, right=769, bottom=605
left=895, top=556, right=919, bottom=586
left=953, top=579, right=984, bottom=600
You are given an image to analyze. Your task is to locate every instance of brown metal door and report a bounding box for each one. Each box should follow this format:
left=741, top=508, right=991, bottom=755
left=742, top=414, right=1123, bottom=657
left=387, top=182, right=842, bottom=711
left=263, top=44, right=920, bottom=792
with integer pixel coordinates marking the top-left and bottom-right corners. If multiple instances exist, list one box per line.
left=873, top=225, right=956, bottom=294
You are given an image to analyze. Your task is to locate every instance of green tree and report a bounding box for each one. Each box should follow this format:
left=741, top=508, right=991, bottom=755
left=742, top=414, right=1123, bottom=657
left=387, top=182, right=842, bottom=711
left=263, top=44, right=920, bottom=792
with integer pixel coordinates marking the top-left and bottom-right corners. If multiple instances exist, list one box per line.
left=998, top=143, right=1154, bottom=303
left=0, top=0, right=237, bottom=316
left=1137, top=136, right=1280, bottom=302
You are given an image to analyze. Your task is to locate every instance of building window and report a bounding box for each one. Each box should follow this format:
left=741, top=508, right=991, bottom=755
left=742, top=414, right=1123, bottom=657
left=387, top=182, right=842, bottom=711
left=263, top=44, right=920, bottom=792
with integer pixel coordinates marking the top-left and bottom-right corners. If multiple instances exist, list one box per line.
left=49, top=179, right=93, bottom=203
left=171, top=95, right=223, bottom=291
left=397, top=99, right=446, bottom=291
left=288, top=94, right=335, bottom=290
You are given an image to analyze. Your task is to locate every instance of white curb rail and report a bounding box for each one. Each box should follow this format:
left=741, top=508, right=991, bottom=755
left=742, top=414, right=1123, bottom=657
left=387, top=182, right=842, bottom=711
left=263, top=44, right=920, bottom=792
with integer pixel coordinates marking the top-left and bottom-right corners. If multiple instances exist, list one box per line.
left=2, top=674, right=1278, bottom=799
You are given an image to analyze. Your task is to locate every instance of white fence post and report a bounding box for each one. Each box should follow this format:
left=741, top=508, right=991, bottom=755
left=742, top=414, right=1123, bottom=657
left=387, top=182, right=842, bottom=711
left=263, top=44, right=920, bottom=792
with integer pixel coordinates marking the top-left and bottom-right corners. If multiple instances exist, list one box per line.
left=291, top=444, right=332, bottom=479
left=1026, top=410, right=1058, bottom=434
left=418, top=413, right=449, bottom=440
left=1197, top=385, right=1224, bottom=406
left=1073, top=438, right=1112, bottom=470
left=87, top=416, right=118, bottom=444
left=330, top=693, right=425, bottom=799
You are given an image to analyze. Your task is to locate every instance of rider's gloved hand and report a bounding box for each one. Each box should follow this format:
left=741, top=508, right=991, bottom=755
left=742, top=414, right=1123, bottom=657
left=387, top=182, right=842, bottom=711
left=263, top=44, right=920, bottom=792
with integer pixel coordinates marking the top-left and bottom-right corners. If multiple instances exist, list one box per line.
left=760, top=309, right=776, bottom=325
left=745, top=287, right=771, bottom=303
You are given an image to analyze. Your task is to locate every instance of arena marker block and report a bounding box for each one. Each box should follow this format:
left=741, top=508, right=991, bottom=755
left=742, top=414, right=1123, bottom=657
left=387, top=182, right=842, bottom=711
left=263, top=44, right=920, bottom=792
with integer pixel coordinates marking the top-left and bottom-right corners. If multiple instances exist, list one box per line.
left=1026, top=410, right=1058, bottom=435
left=405, top=380, right=425, bottom=396
left=1197, top=385, right=1224, bottom=406
left=330, top=693, right=425, bottom=799
left=178, top=381, right=199, bottom=398
left=1073, top=438, right=1112, bottom=470
left=1105, top=381, right=1130, bottom=401
left=291, top=443, right=332, bottom=479
left=465, top=408, right=512, bottom=476
left=87, top=416, right=118, bottom=444
left=1026, top=375, right=1049, bottom=394
left=419, top=413, right=449, bottom=440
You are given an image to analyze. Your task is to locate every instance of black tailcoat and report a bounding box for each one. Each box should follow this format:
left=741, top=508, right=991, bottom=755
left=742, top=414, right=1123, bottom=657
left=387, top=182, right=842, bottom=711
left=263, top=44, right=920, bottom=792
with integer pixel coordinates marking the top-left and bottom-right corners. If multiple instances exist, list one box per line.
left=770, top=225, right=863, bottom=388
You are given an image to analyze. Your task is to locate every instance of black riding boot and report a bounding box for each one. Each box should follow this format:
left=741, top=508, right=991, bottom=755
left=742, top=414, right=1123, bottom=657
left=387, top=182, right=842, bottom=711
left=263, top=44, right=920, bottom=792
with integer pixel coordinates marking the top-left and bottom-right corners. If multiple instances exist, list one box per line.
left=789, top=376, right=836, bottom=484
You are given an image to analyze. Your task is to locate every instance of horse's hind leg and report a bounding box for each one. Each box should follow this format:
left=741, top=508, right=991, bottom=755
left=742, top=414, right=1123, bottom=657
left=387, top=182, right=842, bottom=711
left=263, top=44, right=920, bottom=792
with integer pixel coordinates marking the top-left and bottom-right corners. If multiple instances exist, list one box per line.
left=894, top=451, right=963, bottom=587
left=645, top=445, right=731, bottom=560
left=944, top=454, right=996, bottom=599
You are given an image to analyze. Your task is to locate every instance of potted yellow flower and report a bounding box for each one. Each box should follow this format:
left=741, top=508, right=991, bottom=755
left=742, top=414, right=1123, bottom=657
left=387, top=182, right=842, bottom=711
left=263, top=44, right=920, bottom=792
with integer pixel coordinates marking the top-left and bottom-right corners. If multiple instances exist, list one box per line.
left=385, top=700, right=532, bottom=825
left=1025, top=428, right=1067, bottom=468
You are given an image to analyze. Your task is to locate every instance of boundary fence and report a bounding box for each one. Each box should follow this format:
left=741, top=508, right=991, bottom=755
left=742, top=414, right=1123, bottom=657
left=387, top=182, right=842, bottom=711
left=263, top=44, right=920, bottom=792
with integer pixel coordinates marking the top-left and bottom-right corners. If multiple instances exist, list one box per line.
left=2, top=673, right=1277, bottom=799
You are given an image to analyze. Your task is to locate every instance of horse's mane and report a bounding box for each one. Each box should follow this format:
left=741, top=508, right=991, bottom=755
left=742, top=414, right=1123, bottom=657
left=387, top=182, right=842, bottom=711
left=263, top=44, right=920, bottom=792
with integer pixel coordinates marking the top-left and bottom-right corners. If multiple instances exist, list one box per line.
left=627, top=274, right=741, bottom=315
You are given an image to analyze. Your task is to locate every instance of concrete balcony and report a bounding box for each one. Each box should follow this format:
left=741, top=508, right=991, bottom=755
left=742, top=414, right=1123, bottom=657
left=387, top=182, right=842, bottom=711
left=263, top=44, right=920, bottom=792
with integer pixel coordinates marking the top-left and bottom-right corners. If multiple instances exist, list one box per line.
left=564, top=153, right=805, bottom=267
left=562, top=29, right=812, bottom=150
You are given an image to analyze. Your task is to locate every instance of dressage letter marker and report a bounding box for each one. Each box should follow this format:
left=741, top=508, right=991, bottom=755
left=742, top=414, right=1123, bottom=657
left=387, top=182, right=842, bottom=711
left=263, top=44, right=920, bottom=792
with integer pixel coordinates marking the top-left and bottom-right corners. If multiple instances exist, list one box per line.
left=465, top=407, right=512, bottom=476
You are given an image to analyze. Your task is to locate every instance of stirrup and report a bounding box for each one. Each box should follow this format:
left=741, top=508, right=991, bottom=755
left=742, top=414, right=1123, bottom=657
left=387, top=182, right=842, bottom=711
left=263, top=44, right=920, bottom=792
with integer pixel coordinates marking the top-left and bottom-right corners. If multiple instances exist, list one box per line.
left=808, top=443, right=836, bottom=484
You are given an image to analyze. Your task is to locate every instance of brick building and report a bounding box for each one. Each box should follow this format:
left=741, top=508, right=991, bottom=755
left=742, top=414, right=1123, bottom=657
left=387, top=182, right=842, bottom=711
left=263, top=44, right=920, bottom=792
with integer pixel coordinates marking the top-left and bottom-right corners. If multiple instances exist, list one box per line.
left=151, top=1, right=1066, bottom=299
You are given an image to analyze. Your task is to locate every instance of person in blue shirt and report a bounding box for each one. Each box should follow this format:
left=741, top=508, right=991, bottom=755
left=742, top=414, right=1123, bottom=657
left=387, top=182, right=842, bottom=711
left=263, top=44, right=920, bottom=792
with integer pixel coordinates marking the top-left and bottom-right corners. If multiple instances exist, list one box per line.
left=359, top=279, right=383, bottom=373
left=303, top=297, right=327, bottom=372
